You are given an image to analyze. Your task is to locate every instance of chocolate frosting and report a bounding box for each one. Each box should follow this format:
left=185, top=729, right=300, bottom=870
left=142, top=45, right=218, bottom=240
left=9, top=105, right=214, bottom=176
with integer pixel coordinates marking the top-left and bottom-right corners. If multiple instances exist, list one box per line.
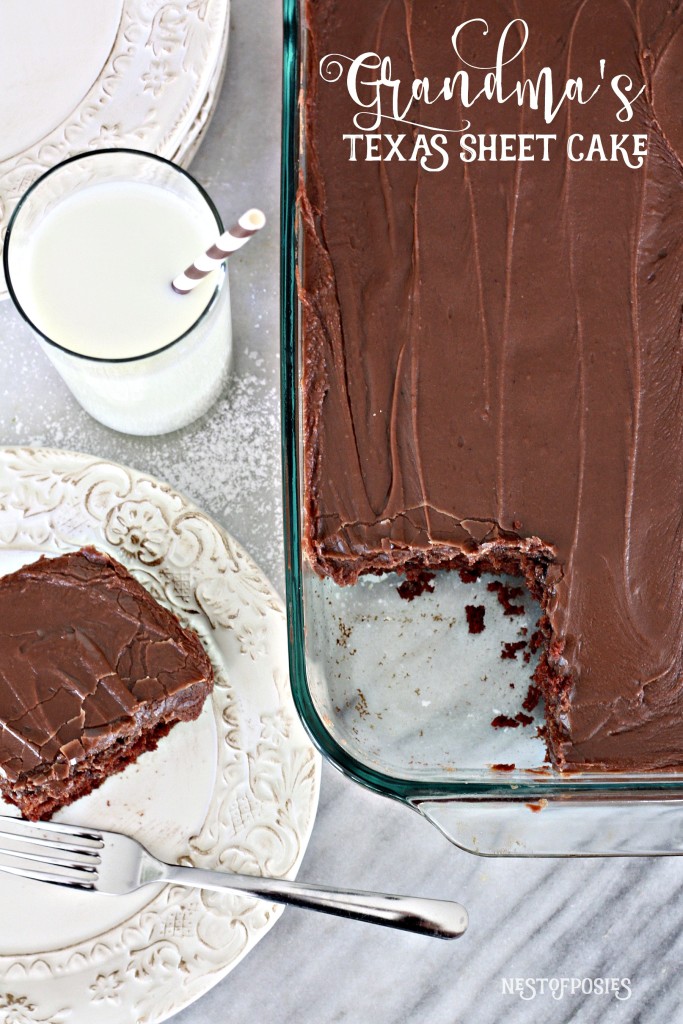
left=0, top=548, right=213, bottom=783
left=301, top=1, right=683, bottom=769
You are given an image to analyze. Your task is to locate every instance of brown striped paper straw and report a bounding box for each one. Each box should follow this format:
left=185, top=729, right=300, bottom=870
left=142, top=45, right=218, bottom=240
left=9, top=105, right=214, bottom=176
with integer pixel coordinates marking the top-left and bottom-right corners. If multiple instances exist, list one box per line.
left=172, top=208, right=266, bottom=294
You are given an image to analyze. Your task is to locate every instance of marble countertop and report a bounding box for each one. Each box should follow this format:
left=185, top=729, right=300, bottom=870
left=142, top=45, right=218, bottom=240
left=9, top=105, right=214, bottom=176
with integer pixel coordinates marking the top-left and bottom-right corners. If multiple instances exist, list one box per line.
left=0, top=3, right=680, bottom=1022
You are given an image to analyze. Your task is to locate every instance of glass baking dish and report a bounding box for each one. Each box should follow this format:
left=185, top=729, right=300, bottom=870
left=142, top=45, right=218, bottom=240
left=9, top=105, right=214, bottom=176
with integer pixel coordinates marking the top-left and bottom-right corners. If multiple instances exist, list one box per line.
left=280, top=0, right=683, bottom=857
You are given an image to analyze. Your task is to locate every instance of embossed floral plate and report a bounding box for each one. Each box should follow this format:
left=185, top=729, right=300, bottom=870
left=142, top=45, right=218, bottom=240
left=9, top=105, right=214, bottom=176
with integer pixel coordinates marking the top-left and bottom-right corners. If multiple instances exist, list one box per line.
left=0, top=0, right=230, bottom=298
left=0, top=447, right=320, bottom=1024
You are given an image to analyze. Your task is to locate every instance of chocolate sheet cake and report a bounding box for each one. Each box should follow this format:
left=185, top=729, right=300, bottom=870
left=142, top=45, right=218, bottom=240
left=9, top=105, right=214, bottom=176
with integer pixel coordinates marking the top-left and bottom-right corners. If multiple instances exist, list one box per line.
left=300, top=1, right=683, bottom=770
left=0, top=548, right=214, bottom=819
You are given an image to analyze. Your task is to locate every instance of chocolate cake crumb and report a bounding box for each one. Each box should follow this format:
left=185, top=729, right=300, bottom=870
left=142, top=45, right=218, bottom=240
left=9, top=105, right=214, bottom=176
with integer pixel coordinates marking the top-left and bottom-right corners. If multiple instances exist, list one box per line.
left=487, top=580, right=526, bottom=616
left=465, top=604, right=486, bottom=634
left=523, top=684, right=542, bottom=713
left=529, top=629, right=544, bottom=652
left=491, top=714, right=520, bottom=729
left=458, top=567, right=479, bottom=584
left=491, top=763, right=516, bottom=771
left=355, top=689, right=369, bottom=718
left=534, top=723, right=552, bottom=763
left=515, top=712, right=534, bottom=727
left=397, top=571, right=436, bottom=601
left=501, top=640, right=527, bottom=660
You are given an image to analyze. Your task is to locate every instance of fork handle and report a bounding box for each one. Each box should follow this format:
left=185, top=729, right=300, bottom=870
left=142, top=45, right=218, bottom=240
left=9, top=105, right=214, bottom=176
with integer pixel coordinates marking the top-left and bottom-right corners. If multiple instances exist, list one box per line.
left=162, top=865, right=468, bottom=939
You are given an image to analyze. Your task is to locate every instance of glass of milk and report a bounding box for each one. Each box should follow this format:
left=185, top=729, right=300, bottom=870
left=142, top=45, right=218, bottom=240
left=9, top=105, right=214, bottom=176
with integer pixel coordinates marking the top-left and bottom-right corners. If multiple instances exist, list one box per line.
left=3, top=149, right=232, bottom=435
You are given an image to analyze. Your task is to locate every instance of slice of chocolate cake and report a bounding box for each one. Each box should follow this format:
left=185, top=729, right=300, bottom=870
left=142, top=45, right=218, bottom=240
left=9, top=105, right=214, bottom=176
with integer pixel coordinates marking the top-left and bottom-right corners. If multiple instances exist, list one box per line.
left=301, top=1, right=683, bottom=770
left=0, top=547, right=214, bottom=820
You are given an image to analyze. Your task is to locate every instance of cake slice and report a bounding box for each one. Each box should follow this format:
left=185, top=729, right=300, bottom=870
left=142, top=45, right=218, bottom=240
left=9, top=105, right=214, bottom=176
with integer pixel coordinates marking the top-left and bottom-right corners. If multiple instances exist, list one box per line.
left=0, top=547, right=214, bottom=820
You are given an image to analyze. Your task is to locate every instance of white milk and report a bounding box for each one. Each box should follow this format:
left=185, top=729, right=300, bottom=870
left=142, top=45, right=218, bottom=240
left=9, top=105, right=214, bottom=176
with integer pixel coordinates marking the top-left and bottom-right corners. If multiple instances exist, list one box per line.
left=9, top=177, right=232, bottom=435
left=18, top=182, right=218, bottom=359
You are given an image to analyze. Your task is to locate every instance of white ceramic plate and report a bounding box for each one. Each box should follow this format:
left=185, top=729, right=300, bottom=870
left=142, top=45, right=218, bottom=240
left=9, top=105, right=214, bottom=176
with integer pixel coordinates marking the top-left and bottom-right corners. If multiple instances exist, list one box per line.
left=0, top=0, right=230, bottom=297
left=0, top=447, right=320, bottom=1024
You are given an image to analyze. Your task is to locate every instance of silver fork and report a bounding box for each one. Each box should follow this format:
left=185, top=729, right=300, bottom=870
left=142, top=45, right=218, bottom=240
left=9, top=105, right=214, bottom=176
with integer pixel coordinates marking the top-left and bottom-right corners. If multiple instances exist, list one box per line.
left=0, top=815, right=468, bottom=939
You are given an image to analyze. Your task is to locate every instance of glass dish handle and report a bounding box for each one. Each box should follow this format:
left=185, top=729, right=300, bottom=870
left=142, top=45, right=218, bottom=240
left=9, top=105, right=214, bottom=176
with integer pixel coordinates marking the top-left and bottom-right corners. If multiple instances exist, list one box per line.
left=411, top=795, right=683, bottom=857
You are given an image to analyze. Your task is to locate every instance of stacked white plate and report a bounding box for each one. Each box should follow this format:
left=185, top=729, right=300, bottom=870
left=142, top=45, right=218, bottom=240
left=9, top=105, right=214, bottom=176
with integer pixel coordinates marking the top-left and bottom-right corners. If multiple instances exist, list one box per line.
left=0, top=0, right=231, bottom=296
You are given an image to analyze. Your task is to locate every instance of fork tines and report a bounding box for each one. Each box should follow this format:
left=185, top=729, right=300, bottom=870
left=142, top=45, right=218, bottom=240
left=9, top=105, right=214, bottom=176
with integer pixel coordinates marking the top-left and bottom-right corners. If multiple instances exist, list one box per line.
left=0, top=815, right=103, bottom=890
